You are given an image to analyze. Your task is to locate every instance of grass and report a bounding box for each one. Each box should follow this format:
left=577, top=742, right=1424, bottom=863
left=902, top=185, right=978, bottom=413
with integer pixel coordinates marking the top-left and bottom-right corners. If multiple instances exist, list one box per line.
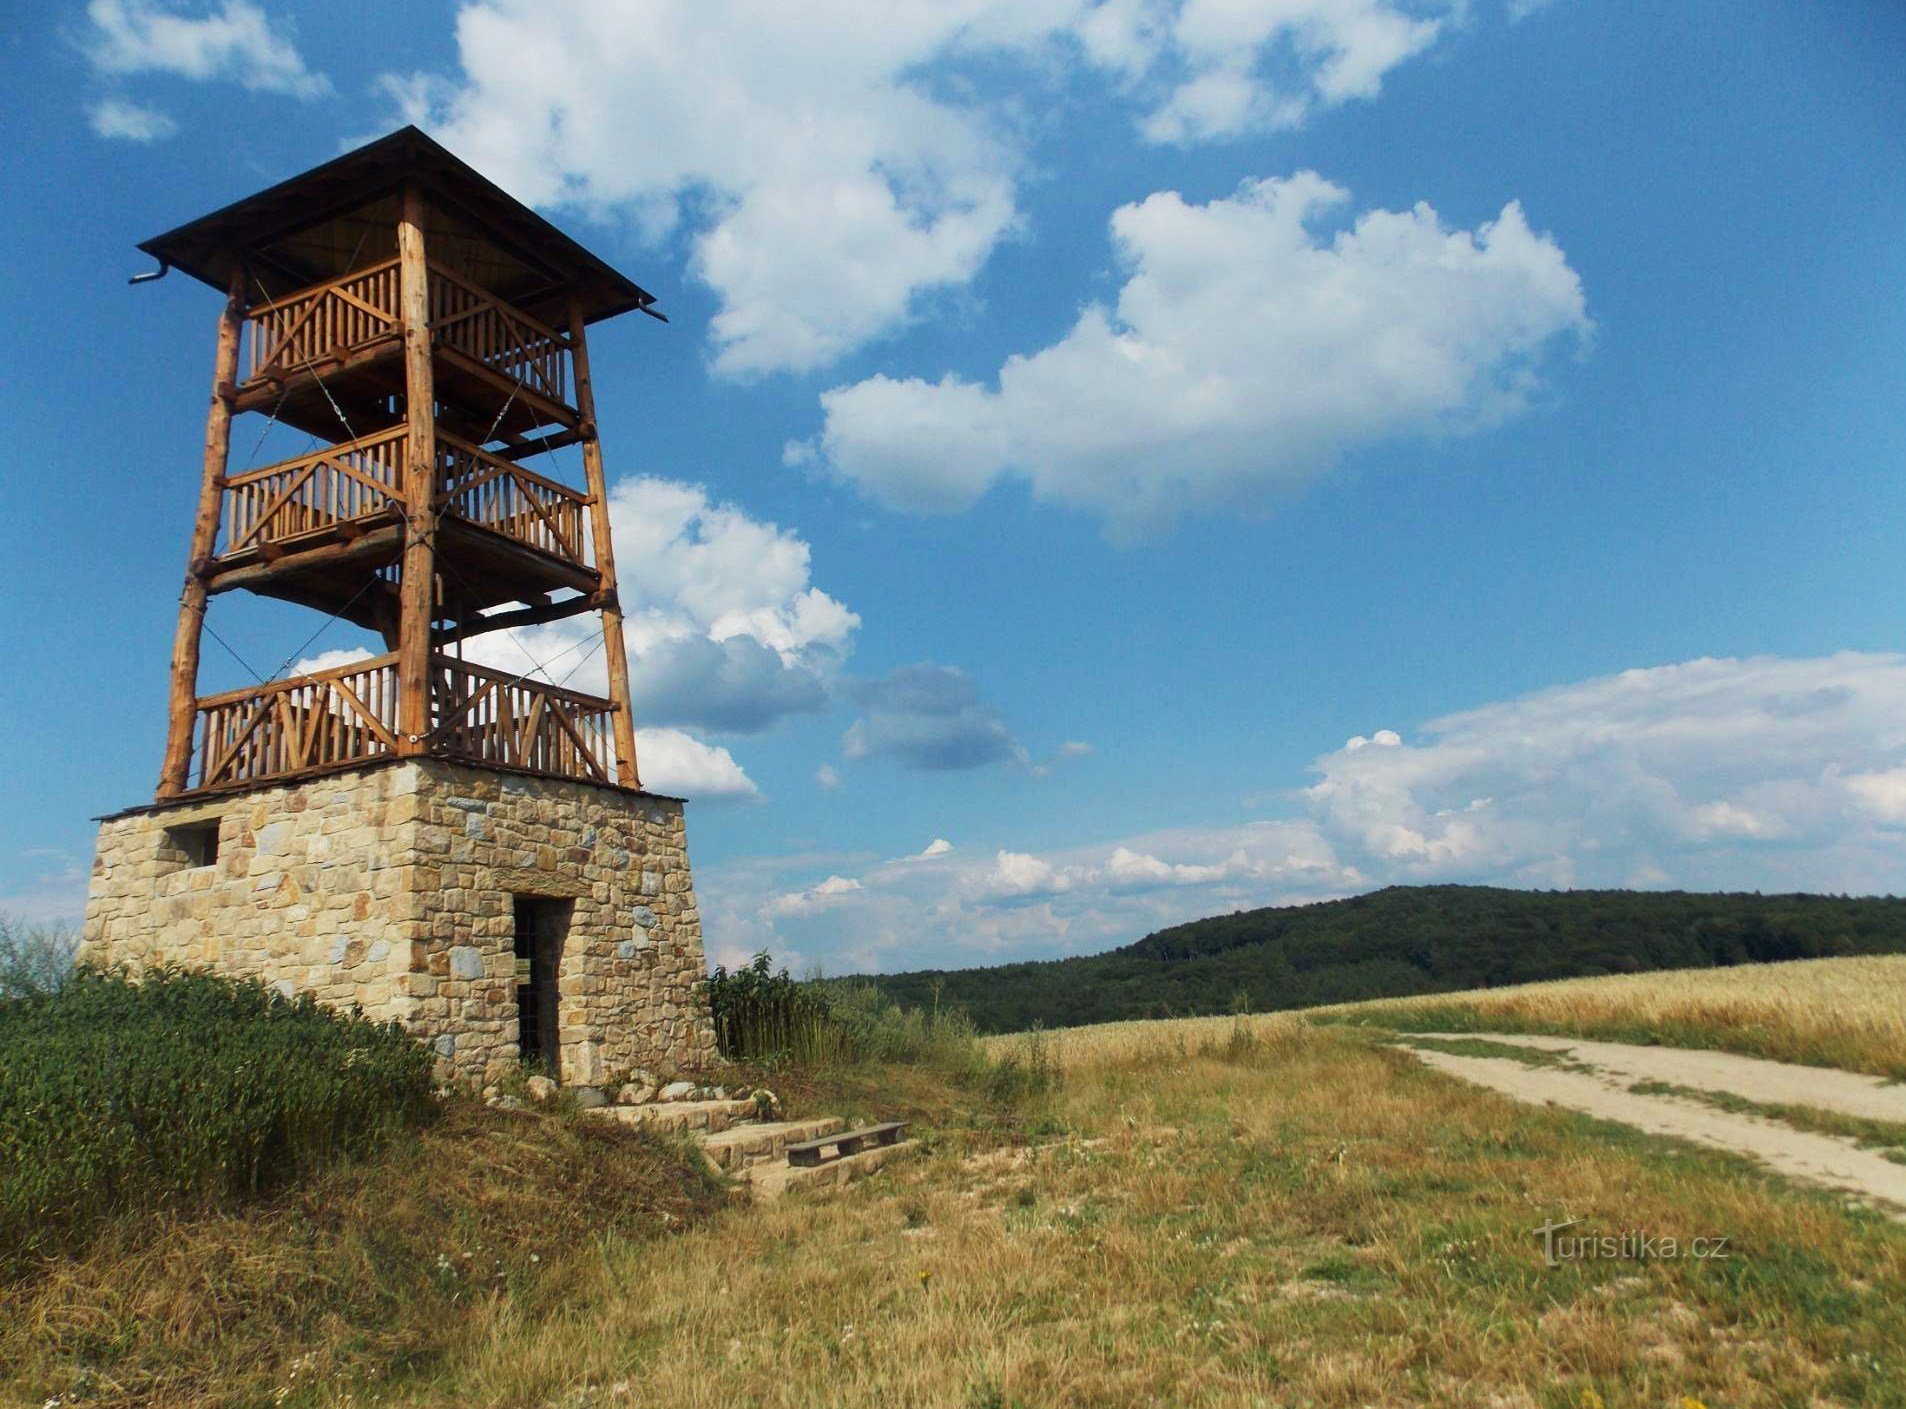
left=1626, top=1079, right=1906, bottom=1165
left=16, top=965, right=1906, bottom=1405
left=1390, top=1034, right=1595, bottom=1071
left=0, top=1102, right=727, bottom=1408
left=1307, top=953, right=1906, bottom=1080
left=323, top=1017, right=1906, bottom=1407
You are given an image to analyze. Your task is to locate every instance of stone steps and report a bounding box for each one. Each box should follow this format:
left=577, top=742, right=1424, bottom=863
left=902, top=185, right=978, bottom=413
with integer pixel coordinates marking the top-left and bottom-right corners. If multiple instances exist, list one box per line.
left=699, top=1116, right=846, bottom=1171
left=583, top=1099, right=919, bottom=1197
left=740, top=1139, right=920, bottom=1198
left=585, top=1097, right=760, bottom=1135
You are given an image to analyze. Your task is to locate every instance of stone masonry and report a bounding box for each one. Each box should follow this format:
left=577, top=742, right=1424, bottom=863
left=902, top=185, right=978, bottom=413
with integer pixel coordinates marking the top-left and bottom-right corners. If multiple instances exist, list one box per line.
left=81, top=758, right=716, bottom=1085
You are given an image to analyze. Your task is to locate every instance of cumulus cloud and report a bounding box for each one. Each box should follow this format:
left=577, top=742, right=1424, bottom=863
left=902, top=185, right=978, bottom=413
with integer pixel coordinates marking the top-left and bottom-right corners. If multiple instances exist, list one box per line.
left=631, top=728, right=758, bottom=800
left=815, top=764, right=844, bottom=793
left=842, top=664, right=1024, bottom=771
left=702, top=653, right=1906, bottom=972
left=1304, top=652, right=1906, bottom=889
left=1083, top=0, right=1447, bottom=144
left=802, top=172, right=1589, bottom=536
left=381, top=0, right=1464, bottom=375
left=84, top=0, right=329, bottom=97
left=86, top=96, right=176, bottom=141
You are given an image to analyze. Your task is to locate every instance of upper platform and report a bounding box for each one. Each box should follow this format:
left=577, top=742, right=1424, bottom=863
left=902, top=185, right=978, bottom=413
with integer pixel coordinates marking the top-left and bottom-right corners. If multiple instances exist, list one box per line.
left=140, top=126, right=657, bottom=331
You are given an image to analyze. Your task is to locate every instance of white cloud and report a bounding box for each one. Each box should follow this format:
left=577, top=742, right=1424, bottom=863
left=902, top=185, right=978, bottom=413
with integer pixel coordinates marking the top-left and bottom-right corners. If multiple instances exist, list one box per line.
left=87, top=96, right=177, bottom=141
left=84, top=0, right=329, bottom=97
left=803, top=172, right=1590, bottom=537
left=382, top=0, right=1465, bottom=375
left=700, top=653, right=1906, bottom=972
left=634, top=727, right=758, bottom=800
left=1305, top=652, right=1906, bottom=887
left=763, top=873, right=862, bottom=918
left=1097, top=0, right=1448, bottom=144
left=815, top=764, right=844, bottom=793
left=919, top=838, right=955, bottom=858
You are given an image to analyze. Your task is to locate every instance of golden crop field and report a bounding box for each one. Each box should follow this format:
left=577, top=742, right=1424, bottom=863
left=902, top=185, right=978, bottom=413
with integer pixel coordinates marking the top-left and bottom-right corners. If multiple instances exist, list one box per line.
left=1310, top=953, right=1906, bottom=1079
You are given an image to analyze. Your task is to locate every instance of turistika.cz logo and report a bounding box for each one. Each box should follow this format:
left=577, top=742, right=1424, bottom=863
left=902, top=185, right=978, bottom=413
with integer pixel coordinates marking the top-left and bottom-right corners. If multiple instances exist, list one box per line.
left=1532, top=1217, right=1733, bottom=1268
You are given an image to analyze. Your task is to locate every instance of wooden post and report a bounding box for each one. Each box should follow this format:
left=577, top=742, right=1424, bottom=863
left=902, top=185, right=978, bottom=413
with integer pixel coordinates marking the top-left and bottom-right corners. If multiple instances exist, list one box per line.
left=567, top=302, right=640, bottom=788
left=157, top=264, right=247, bottom=798
left=395, top=186, right=439, bottom=755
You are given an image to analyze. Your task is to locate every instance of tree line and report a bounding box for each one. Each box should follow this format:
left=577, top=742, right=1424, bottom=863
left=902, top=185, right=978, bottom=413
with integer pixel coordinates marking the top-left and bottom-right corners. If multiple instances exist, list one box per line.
left=839, top=885, right=1906, bottom=1033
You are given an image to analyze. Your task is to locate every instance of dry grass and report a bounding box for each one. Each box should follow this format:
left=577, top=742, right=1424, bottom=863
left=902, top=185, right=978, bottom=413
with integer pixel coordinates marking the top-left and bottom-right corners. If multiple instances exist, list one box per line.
left=365, top=1021, right=1906, bottom=1408
left=18, top=991, right=1906, bottom=1406
left=1309, top=954, right=1906, bottom=1079
left=0, top=1103, right=727, bottom=1408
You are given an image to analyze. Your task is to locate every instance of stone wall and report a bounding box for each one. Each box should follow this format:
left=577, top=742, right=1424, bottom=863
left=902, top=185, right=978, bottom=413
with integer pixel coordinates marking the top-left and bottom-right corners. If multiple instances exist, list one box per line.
left=82, top=758, right=715, bottom=1084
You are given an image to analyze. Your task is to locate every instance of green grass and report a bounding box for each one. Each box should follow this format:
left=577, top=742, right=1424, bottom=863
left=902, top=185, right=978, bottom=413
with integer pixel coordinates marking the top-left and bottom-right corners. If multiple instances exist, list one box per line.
left=1390, top=1033, right=1596, bottom=1071
left=1627, top=1079, right=1906, bottom=1164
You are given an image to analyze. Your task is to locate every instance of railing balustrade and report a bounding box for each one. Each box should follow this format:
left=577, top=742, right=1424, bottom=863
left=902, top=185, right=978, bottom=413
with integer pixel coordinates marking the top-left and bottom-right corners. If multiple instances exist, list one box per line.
left=194, top=654, right=401, bottom=790
left=219, top=427, right=408, bottom=555
left=429, top=656, right=614, bottom=784
left=437, top=432, right=588, bottom=565
left=189, top=652, right=616, bottom=791
left=427, top=261, right=570, bottom=404
left=246, top=258, right=402, bottom=381
left=240, top=259, right=572, bottom=407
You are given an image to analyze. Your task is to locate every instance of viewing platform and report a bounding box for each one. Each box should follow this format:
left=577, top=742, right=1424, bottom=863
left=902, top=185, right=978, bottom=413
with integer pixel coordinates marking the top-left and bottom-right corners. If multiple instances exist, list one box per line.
left=207, top=428, right=598, bottom=632
left=187, top=651, right=616, bottom=794
left=235, top=257, right=581, bottom=443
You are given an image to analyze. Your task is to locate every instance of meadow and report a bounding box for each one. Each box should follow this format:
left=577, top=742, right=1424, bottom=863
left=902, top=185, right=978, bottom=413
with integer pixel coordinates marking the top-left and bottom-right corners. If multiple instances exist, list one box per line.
left=9, top=957, right=1906, bottom=1406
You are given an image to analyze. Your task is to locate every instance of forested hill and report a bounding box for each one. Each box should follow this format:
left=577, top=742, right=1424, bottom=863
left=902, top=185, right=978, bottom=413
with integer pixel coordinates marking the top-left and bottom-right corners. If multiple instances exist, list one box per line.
left=852, top=886, right=1906, bottom=1034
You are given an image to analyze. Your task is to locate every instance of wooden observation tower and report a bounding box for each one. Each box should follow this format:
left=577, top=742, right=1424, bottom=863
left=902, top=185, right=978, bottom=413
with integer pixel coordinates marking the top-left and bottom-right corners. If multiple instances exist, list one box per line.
left=144, top=126, right=652, bottom=800
left=83, top=130, right=717, bottom=1085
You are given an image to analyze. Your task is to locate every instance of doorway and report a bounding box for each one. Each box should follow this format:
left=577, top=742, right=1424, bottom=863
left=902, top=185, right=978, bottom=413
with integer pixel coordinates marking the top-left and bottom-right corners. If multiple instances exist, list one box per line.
left=512, top=896, right=571, bottom=1074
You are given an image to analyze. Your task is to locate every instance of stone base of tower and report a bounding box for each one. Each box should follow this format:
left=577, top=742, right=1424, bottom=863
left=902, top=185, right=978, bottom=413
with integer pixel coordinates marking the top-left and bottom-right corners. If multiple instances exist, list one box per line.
left=81, top=758, right=716, bottom=1086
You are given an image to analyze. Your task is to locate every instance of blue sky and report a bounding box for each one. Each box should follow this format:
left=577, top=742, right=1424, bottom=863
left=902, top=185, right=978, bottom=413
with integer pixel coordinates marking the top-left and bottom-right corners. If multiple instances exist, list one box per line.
left=3, top=0, right=1904, bottom=973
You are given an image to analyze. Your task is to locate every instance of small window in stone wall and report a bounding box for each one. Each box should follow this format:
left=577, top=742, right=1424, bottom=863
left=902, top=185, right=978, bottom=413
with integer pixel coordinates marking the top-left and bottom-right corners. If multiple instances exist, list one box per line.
left=159, top=819, right=221, bottom=871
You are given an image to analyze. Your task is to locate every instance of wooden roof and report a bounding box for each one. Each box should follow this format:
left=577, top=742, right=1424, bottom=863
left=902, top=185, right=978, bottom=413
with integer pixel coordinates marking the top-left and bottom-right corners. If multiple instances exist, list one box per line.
left=138, top=126, right=658, bottom=328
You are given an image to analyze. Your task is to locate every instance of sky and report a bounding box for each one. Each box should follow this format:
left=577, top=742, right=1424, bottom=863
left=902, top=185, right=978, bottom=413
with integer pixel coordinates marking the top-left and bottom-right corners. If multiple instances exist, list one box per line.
left=1, top=0, right=1904, bottom=976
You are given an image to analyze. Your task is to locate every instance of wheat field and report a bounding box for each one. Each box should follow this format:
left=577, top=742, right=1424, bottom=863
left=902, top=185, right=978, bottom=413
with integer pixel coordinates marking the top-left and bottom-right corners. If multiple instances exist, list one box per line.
left=982, top=955, right=1906, bottom=1080
left=1311, top=953, right=1906, bottom=1079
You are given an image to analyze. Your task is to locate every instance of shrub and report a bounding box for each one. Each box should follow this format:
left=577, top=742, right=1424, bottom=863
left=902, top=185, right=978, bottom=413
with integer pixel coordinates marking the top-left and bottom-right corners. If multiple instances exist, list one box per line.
left=0, top=967, right=436, bottom=1273
left=708, top=952, right=1061, bottom=1097
left=707, top=951, right=845, bottom=1065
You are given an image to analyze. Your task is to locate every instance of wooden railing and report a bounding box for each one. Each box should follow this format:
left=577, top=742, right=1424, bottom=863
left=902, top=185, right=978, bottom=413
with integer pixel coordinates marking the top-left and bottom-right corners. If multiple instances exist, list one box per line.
left=189, top=652, right=616, bottom=791
left=427, top=261, right=569, bottom=404
left=246, top=258, right=402, bottom=381
left=194, top=654, right=401, bottom=791
left=429, top=656, right=614, bottom=784
left=438, top=433, right=589, bottom=566
left=219, top=427, right=408, bottom=555
left=242, top=259, right=573, bottom=407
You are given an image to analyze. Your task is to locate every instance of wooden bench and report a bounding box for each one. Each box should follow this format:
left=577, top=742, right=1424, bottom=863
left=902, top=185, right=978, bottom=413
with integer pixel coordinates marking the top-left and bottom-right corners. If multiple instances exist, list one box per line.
left=785, top=1120, right=909, bottom=1168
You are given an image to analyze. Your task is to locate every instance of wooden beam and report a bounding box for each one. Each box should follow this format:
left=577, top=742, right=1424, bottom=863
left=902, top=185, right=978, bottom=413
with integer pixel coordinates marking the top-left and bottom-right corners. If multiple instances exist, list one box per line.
left=158, top=264, right=247, bottom=798
left=395, top=185, right=439, bottom=755
left=435, top=591, right=604, bottom=646
left=567, top=300, right=640, bottom=788
left=204, top=519, right=404, bottom=591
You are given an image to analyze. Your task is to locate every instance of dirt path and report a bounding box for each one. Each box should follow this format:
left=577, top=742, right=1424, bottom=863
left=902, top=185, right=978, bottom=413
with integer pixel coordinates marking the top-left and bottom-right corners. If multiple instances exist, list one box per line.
left=1401, top=1035, right=1906, bottom=1221
left=1413, top=1032, right=1906, bottom=1122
